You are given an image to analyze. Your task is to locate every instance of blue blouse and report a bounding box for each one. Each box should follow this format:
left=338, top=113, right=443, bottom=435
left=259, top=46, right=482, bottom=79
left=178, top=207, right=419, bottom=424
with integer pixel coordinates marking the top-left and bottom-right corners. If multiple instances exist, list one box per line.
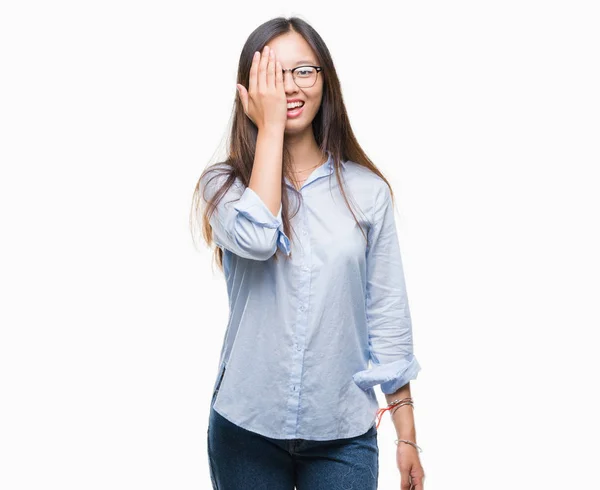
left=200, top=150, right=421, bottom=441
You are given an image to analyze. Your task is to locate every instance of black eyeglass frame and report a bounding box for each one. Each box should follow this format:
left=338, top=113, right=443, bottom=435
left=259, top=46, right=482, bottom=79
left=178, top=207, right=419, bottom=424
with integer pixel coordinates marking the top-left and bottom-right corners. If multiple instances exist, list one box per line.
left=281, top=65, right=323, bottom=88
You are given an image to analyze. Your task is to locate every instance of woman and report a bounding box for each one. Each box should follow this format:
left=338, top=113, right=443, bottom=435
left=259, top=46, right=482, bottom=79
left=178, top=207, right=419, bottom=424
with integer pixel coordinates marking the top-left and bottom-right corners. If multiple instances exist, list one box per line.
left=191, top=16, right=425, bottom=490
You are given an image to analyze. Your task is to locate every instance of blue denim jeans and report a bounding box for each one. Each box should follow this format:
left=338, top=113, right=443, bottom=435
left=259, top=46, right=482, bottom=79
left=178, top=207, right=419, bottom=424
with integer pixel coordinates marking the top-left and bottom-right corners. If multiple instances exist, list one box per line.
left=207, top=391, right=379, bottom=489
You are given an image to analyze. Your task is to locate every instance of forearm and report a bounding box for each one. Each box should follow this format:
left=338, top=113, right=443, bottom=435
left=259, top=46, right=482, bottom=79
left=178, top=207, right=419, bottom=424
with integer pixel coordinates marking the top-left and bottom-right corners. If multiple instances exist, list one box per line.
left=248, top=125, right=285, bottom=217
left=384, top=381, right=417, bottom=441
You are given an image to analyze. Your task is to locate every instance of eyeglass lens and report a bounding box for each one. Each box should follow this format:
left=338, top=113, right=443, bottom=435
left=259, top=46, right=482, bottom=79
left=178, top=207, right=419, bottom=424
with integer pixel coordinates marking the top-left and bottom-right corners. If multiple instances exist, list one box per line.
left=293, top=66, right=318, bottom=88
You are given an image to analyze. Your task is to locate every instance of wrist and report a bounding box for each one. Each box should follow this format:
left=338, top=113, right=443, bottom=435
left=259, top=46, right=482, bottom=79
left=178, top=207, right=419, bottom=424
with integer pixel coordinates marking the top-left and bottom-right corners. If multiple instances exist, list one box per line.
left=258, top=123, right=285, bottom=136
left=395, top=438, right=423, bottom=453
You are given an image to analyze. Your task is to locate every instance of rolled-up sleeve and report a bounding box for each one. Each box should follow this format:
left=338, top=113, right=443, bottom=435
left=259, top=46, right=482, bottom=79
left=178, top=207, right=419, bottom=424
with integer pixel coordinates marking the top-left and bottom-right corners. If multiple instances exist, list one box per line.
left=352, top=183, right=421, bottom=394
left=199, top=167, right=291, bottom=260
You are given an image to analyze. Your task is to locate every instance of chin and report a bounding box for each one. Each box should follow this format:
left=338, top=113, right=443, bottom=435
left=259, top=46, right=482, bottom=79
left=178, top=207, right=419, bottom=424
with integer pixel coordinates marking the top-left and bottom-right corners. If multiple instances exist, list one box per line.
left=285, top=114, right=314, bottom=131
left=284, top=123, right=312, bottom=135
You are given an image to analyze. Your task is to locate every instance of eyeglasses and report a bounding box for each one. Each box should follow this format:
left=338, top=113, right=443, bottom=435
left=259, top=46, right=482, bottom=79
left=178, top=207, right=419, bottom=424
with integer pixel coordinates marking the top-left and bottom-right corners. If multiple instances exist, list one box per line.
left=281, top=65, right=323, bottom=88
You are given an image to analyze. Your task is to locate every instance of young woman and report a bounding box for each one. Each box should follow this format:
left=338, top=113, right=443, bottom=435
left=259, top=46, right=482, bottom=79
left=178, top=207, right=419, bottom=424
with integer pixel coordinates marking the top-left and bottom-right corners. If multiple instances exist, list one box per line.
left=191, top=16, right=425, bottom=490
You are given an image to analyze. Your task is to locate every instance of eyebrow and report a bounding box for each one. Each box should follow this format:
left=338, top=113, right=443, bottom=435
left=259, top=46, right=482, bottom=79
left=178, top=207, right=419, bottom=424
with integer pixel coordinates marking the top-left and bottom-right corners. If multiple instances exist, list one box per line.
left=295, top=59, right=317, bottom=65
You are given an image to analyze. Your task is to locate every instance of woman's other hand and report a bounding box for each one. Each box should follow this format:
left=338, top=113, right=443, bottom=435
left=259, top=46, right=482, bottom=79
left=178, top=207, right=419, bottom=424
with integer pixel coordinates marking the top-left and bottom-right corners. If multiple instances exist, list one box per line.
left=236, top=45, right=287, bottom=132
left=397, top=443, right=425, bottom=489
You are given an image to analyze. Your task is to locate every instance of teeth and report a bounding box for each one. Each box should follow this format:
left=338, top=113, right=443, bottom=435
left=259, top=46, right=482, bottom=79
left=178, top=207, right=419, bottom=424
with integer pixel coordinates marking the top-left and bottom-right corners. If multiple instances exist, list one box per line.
left=287, top=101, right=304, bottom=109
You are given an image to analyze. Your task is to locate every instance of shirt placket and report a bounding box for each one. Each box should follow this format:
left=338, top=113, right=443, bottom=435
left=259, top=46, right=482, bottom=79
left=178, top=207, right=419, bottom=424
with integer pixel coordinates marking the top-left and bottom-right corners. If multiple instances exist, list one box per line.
left=284, top=199, right=313, bottom=438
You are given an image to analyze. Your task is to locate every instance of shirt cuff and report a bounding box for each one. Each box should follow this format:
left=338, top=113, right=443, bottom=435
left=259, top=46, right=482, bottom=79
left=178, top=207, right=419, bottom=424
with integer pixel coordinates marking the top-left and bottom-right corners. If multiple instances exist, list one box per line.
left=352, top=354, right=421, bottom=394
left=233, top=187, right=291, bottom=256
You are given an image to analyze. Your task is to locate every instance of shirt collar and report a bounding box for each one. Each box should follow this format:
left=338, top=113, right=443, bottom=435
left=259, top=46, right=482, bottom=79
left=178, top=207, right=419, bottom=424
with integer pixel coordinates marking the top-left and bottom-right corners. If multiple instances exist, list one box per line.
left=324, top=150, right=347, bottom=174
left=283, top=150, right=346, bottom=190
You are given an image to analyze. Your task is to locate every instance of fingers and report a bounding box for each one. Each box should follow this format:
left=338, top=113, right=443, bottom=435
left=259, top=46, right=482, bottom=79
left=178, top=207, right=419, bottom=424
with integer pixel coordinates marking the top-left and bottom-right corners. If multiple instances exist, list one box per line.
left=266, top=46, right=275, bottom=89
left=411, top=470, right=425, bottom=490
left=400, top=467, right=411, bottom=490
left=412, top=478, right=424, bottom=490
left=251, top=45, right=280, bottom=93
left=242, top=45, right=285, bottom=129
left=236, top=83, right=248, bottom=113
left=249, top=51, right=259, bottom=94
left=402, top=463, right=425, bottom=490
left=258, top=45, right=269, bottom=92
left=275, top=59, right=283, bottom=90
left=267, top=48, right=283, bottom=93
left=236, top=84, right=255, bottom=126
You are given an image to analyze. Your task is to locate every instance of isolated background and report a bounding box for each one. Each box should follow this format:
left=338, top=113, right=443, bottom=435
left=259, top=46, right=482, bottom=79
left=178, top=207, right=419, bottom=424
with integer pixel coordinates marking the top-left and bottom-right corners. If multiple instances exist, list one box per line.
left=1, top=1, right=598, bottom=489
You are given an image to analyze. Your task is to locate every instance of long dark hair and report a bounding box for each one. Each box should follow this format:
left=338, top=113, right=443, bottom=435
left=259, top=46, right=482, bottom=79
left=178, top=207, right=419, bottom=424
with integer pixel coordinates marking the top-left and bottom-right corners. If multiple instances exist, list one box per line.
left=190, top=16, right=395, bottom=270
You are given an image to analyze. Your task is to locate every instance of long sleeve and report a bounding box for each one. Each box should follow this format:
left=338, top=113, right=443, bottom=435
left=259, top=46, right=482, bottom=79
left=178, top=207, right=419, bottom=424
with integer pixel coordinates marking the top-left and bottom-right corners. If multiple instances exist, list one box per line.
left=352, top=183, right=421, bottom=394
left=199, top=166, right=291, bottom=260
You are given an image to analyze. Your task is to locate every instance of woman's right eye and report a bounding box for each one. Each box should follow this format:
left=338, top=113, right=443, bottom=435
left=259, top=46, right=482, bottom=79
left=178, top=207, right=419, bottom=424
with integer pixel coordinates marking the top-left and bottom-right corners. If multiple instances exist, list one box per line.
left=295, top=68, right=314, bottom=77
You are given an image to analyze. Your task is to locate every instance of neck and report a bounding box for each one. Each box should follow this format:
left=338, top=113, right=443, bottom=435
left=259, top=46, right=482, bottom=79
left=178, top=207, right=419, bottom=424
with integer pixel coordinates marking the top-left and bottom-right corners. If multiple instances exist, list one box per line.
left=284, top=130, right=326, bottom=172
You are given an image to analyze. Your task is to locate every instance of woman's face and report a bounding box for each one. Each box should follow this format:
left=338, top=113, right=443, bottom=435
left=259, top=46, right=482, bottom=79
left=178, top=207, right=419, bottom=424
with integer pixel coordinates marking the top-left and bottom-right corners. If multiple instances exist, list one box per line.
left=267, top=31, right=323, bottom=135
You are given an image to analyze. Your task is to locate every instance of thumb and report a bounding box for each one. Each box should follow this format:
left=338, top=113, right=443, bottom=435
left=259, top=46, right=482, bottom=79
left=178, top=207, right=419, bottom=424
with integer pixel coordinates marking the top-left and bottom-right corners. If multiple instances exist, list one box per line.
left=236, top=84, right=248, bottom=109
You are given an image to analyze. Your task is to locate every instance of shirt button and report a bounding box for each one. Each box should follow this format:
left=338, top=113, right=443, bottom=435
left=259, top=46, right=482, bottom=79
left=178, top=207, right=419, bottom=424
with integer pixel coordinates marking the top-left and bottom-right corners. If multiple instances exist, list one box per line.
left=302, top=229, right=308, bottom=235
left=299, top=305, right=305, bottom=311
left=296, top=344, right=302, bottom=352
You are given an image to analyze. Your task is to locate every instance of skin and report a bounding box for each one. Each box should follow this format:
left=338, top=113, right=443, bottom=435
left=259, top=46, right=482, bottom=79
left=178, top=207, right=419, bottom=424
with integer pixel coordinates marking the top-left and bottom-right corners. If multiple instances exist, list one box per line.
left=236, top=31, right=327, bottom=186
left=236, top=45, right=286, bottom=215
left=237, top=37, right=426, bottom=490
left=386, top=383, right=426, bottom=489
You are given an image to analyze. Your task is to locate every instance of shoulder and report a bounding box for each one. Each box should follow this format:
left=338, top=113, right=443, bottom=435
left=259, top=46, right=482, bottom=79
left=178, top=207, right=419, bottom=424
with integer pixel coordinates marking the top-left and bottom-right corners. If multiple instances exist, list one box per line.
left=343, top=159, right=391, bottom=198
left=200, top=161, right=234, bottom=182
left=200, top=162, right=242, bottom=190
left=199, top=162, right=245, bottom=207
left=341, top=160, right=393, bottom=229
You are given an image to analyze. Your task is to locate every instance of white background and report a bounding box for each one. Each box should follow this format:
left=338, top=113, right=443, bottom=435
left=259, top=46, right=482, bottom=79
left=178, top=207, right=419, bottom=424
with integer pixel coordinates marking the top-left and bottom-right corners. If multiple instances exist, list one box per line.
left=1, top=1, right=599, bottom=489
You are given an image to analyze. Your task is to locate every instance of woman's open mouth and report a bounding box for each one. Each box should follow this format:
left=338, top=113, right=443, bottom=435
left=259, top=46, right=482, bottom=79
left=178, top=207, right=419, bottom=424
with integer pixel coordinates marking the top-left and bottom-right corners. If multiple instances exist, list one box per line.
left=287, top=101, right=305, bottom=118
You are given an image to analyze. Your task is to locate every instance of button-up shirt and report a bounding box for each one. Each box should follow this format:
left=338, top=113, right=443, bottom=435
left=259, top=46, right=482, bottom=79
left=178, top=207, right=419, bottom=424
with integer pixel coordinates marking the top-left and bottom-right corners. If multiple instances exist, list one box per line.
left=200, top=150, right=421, bottom=440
